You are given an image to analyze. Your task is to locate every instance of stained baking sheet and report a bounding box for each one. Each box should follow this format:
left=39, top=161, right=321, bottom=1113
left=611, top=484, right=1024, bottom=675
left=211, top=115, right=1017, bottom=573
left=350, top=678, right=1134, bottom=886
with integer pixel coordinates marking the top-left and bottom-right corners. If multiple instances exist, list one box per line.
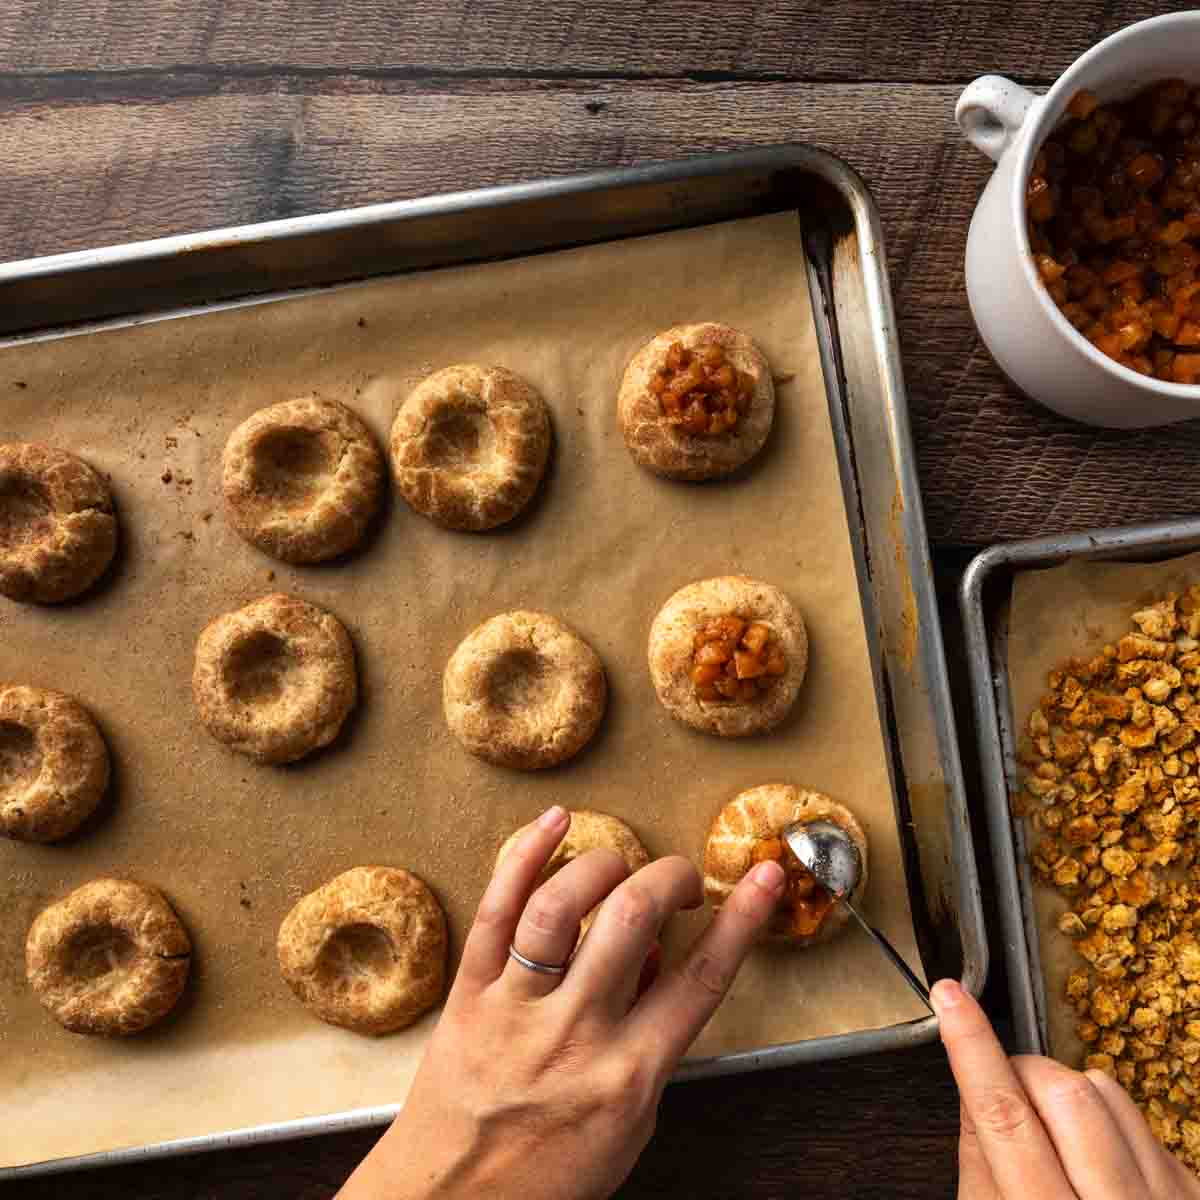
left=1007, top=548, right=1200, bottom=1062
left=0, top=211, right=926, bottom=1169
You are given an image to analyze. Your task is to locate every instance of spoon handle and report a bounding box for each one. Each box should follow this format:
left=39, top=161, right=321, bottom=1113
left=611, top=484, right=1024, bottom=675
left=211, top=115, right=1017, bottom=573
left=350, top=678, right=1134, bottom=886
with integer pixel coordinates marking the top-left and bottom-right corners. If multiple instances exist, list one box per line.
left=842, top=899, right=933, bottom=1013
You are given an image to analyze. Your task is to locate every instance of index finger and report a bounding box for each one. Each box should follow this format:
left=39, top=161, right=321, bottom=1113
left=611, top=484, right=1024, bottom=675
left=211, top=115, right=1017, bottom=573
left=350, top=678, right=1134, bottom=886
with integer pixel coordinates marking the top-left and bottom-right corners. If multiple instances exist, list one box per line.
left=625, top=860, right=783, bottom=1077
left=932, top=980, right=1074, bottom=1200
left=454, top=806, right=569, bottom=992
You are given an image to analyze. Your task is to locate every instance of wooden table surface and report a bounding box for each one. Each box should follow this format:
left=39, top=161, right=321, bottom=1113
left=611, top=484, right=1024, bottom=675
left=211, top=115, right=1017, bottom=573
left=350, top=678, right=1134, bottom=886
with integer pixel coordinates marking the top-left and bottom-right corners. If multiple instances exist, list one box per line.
left=0, top=3, right=1174, bottom=1196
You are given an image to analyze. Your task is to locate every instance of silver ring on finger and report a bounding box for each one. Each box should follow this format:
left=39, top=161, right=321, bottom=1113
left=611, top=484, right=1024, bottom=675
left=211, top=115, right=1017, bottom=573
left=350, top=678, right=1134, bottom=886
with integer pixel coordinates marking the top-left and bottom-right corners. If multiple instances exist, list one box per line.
left=508, top=943, right=569, bottom=976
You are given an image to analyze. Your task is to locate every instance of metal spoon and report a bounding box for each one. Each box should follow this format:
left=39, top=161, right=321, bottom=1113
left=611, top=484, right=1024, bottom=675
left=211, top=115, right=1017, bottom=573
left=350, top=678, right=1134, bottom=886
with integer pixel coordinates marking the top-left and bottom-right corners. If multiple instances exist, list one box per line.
left=783, top=820, right=932, bottom=1013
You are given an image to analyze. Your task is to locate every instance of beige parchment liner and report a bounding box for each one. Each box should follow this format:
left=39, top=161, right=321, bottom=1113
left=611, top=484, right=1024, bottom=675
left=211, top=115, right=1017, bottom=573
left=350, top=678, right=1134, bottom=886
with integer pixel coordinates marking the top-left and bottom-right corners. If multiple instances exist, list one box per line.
left=1010, top=549, right=1200, bottom=1065
left=0, top=212, right=926, bottom=1170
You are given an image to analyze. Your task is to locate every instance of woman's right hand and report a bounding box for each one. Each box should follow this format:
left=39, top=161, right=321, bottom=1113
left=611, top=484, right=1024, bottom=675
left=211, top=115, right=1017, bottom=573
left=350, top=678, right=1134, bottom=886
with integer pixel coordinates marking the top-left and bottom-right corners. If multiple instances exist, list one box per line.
left=933, top=979, right=1200, bottom=1198
left=338, top=805, right=784, bottom=1200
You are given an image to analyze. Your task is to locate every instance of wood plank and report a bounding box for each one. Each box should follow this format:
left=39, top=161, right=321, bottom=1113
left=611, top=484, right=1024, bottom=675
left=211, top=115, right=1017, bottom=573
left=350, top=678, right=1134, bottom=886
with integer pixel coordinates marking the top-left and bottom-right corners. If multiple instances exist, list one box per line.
left=2, top=76, right=1198, bottom=545
left=0, top=0, right=1167, bottom=84
left=2, top=1038, right=963, bottom=1199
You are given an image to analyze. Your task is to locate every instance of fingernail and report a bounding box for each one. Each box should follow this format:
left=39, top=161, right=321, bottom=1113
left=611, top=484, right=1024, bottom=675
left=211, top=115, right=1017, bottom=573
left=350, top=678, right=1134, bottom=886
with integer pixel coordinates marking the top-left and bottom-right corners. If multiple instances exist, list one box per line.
left=931, top=979, right=964, bottom=1013
left=538, top=805, right=568, bottom=830
left=751, top=860, right=786, bottom=894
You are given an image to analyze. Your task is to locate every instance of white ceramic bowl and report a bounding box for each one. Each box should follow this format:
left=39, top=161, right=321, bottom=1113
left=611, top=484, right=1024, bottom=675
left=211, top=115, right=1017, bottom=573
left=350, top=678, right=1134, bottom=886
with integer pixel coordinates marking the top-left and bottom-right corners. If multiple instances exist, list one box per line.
left=957, top=13, right=1200, bottom=428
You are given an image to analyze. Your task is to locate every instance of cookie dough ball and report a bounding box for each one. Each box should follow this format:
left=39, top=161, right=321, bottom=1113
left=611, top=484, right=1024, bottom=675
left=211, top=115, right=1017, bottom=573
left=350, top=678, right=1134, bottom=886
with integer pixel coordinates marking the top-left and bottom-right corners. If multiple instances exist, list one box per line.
left=618, top=323, right=774, bottom=481
left=704, top=784, right=868, bottom=946
left=222, top=397, right=385, bottom=564
left=496, top=809, right=650, bottom=940
left=193, top=593, right=357, bottom=764
left=443, top=610, right=606, bottom=770
left=277, top=866, right=447, bottom=1036
left=391, top=365, right=551, bottom=531
left=0, top=685, right=110, bottom=843
left=25, top=878, right=192, bottom=1036
left=0, top=442, right=117, bottom=604
left=648, top=576, right=807, bottom=738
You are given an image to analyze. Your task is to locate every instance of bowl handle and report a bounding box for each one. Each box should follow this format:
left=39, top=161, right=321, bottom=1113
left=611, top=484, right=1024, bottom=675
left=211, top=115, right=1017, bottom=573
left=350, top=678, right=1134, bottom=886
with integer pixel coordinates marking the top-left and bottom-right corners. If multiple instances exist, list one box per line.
left=956, top=75, right=1038, bottom=162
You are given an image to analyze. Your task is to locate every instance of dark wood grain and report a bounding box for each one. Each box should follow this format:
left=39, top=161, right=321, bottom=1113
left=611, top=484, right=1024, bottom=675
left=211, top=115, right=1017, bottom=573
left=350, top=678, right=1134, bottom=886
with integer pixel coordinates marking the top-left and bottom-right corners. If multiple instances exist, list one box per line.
left=1, top=78, right=972, bottom=254
left=0, top=0, right=1166, bottom=83
left=4, top=1040, right=966, bottom=1200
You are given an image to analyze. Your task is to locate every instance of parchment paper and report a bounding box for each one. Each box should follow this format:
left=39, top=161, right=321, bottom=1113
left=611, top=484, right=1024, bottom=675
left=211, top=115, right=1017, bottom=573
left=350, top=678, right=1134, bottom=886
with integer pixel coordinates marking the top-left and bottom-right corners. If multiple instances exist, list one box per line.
left=0, top=212, right=926, bottom=1169
left=1009, top=550, right=1200, bottom=1064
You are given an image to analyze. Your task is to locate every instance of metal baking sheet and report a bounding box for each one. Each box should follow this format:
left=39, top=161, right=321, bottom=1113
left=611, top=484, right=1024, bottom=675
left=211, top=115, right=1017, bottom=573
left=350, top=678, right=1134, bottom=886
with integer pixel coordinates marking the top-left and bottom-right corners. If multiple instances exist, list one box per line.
left=961, top=518, right=1200, bottom=1055
left=2, top=145, right=986, bottom=1177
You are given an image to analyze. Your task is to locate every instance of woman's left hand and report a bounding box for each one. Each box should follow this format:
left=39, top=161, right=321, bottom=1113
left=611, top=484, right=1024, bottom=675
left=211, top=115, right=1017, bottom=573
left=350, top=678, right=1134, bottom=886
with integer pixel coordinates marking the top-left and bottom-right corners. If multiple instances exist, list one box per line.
left=935, top=979, right=1200, bottom=1199
left=339, top=804, right=785, bottom=1200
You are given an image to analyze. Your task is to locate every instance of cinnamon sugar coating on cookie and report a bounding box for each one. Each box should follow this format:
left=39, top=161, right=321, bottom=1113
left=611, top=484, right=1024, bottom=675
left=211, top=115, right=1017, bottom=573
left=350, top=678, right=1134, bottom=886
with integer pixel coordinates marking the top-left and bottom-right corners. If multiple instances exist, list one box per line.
left=25, top=877, right=191, bottom=1036
left=391, top=365, right=551, bottom=531
left=277, top=866, right=446, bottom=1035
left=0, top=442, right=117, bottom=604
left=222, top=397, right=385, bottom=564
left=443, top=609, right=606, bottom=770
left=192, top=593, right=357, bottom=764
left=0, top=684, right=110, bottom=843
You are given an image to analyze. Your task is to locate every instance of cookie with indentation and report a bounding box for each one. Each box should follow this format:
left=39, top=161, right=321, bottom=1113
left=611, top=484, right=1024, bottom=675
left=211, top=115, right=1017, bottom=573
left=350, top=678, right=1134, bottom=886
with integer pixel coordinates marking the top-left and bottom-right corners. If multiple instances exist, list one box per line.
left=0, top=684, right=110, bottom=843
left=277, top=866, right=447, bottom=1035
left=648, top=575, right=807, bottom=738
left=391, top=365, right=551, bottom=531
left=443, top=610, right=606, bottom=770
left=704, top=784, right=868, bottom=946
left=618, top=323, right=774, bottom=480
left=222, top=397, right=385, bottom=563
left=192, top=593, right=357, bottom=764
left=0, top=442, right=117, bottom=604
left=25, top=877, right=192, bottom=1036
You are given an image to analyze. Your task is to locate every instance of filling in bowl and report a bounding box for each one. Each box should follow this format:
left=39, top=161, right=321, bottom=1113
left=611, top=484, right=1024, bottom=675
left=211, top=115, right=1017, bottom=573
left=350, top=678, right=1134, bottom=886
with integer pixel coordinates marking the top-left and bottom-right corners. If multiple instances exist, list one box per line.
left=1028, top=80, right=1200, bottom=383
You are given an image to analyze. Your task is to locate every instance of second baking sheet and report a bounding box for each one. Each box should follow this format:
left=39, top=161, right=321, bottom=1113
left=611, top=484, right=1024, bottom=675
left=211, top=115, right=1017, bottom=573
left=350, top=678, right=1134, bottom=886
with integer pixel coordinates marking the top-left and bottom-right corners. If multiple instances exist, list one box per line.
left=0, top=211, right=926, bottom=1167
left=1009, top=549, right=1200, bottom=1064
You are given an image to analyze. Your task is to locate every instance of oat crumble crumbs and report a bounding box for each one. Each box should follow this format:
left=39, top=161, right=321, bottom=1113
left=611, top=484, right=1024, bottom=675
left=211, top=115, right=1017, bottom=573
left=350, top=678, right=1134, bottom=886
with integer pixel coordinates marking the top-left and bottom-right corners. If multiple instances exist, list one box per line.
left=1022, top=585, right=1200, bottom=1173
